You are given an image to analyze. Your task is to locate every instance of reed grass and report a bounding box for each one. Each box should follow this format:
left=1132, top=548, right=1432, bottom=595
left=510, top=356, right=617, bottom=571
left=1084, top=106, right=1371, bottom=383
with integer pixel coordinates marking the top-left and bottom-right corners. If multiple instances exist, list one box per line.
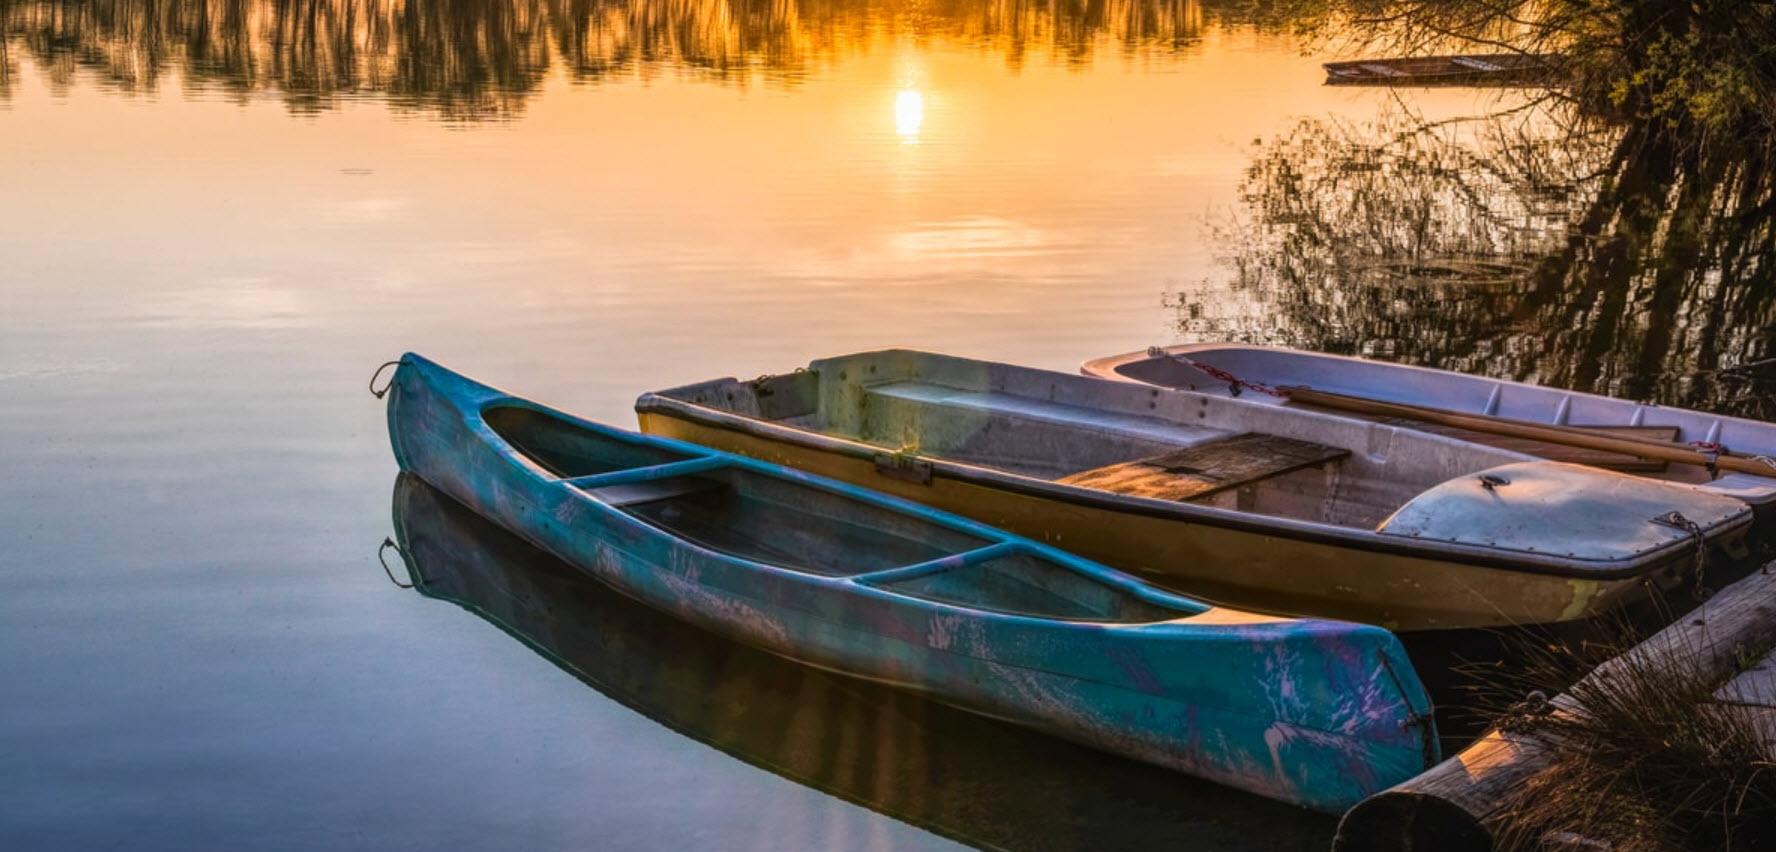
left=1466, top=614, right=1776, bottom=851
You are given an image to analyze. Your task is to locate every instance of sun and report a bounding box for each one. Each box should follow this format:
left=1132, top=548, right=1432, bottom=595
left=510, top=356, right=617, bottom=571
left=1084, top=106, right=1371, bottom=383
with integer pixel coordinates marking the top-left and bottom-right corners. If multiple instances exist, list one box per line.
left=894, top=90, right=924, bottom=139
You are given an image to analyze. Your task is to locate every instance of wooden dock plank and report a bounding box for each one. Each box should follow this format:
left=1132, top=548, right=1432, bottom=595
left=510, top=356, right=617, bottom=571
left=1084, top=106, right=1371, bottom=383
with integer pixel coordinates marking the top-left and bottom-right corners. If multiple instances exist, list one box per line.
left=1055, top=433, right=1349, bottom=502
left=1716, top=650, right=1776, bottom=754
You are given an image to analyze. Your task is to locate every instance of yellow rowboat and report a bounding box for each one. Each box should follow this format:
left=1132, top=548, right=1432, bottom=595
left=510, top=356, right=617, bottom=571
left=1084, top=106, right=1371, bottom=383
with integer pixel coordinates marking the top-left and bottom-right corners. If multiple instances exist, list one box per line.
left=636, top=350, right=1754, bottom=633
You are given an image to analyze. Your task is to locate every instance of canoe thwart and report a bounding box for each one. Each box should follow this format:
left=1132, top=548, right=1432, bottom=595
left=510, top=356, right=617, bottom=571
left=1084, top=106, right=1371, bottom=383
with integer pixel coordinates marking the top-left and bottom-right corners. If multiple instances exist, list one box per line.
left=868, top=547, right=1187, bottom=622
left=852, top=541, right=1022, bottom=587
left=561, top=455, right=731, bottom=489
left=1056, top=433, right=1349, bottom=502
left=582, top=477, right=725, bottom=508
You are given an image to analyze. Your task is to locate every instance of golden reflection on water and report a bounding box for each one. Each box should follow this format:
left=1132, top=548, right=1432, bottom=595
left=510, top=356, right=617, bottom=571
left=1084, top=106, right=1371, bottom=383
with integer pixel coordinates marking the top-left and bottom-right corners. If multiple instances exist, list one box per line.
left=0, top=0, right=1544, bottom=389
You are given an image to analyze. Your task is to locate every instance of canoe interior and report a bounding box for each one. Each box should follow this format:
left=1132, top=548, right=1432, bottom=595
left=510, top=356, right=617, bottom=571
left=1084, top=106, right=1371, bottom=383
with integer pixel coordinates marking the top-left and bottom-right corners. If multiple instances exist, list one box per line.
left=487, top=401, right=1187, bottom=622
left=653, top=353, right=1533, bottom=533
left=487, top=405, right=696, bottom=476
left=616, top=467, right=987, bottom=576
left=867, top=551, right=1181, bottom=622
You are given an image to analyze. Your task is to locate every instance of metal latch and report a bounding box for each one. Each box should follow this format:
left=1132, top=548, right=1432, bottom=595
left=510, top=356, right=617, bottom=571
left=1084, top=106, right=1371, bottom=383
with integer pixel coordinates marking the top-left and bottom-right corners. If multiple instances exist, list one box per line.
left=874, top=451, right=933, bottom=485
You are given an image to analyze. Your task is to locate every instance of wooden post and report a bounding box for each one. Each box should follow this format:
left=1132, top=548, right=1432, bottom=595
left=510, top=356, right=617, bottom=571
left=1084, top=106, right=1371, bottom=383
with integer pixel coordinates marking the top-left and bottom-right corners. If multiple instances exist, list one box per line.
left=1332, top=564, right=1776, bottom=852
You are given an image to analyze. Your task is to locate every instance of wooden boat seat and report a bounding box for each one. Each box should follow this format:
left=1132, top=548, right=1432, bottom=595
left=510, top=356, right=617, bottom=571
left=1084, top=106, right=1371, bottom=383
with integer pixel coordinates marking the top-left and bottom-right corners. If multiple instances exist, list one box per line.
left=1055, top=433, right=1349, bottom=502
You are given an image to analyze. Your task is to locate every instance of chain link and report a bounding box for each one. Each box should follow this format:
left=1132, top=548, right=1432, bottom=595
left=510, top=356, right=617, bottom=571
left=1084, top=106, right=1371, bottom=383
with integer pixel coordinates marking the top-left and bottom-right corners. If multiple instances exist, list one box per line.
left=1650, top=510, right=1713, bottom=600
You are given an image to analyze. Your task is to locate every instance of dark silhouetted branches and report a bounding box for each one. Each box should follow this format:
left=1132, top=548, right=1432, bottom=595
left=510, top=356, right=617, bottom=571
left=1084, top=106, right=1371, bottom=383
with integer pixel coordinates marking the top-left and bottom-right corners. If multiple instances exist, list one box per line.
left=1182, top=102, right=1776, bottom=420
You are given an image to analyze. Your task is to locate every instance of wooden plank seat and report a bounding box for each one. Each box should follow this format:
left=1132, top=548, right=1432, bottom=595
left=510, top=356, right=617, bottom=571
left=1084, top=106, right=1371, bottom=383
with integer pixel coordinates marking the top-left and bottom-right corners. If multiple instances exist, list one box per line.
left=1055, top=433, right=1349, bottom=502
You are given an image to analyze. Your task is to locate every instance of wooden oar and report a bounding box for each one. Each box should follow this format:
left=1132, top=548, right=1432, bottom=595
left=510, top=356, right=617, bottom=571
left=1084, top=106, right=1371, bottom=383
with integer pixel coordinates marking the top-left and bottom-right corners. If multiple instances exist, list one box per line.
left=1281, top=385, right=1776, bottom=477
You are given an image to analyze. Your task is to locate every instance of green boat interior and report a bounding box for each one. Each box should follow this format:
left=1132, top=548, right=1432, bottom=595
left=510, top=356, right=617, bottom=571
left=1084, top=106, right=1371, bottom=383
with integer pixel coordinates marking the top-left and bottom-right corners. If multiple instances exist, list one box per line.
left=486, top=401, right=1188, bottom=622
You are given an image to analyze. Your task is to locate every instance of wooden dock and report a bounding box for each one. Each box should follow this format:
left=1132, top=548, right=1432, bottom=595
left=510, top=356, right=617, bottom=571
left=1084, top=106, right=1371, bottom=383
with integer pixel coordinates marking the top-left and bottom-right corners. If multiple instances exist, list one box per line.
left=1332, top=562, right=1776, bottom=851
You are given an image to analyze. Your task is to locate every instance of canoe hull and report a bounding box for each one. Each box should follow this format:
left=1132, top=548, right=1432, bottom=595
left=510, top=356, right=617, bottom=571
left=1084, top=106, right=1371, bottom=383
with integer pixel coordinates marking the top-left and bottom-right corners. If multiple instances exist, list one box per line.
left=386, top=354, right=1438, bottom=813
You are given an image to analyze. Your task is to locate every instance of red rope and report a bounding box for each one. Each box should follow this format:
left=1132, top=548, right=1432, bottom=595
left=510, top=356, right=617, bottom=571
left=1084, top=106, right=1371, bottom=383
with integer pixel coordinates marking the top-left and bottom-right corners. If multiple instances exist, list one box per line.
left=1149, top=348, right=1285, bottom=398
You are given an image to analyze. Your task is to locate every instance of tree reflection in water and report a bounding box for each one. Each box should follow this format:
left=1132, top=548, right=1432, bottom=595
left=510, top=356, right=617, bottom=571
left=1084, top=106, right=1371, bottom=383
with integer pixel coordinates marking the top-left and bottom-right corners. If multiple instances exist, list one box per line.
left=1181, top=101, right=1776, bottom=420
left=9, top=0, right=1772, bottom=416
left=0, top=0, right=1219, bottom=116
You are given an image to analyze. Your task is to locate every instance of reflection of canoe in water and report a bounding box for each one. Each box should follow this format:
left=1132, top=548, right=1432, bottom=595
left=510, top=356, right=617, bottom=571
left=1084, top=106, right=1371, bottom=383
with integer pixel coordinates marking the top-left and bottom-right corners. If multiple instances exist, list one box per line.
left=387, top=473, right=1343, bottom=847
left=1083, top=343, right=1776, bottom=520
left=383, top=354, right=1439, bottom=813
left=636, top=350, right=1753, bottom=634
left=1322, top=54, right=1554, bottom=86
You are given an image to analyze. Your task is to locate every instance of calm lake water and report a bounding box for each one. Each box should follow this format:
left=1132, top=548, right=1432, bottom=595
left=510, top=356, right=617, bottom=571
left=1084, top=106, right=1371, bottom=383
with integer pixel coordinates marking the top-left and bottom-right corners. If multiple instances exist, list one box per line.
left=3, top=0, right=1772, bottom=848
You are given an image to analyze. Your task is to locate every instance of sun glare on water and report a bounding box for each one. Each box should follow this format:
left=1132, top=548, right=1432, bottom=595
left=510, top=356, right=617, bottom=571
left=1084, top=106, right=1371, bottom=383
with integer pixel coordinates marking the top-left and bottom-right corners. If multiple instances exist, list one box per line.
left=895, top=90, right=924, bottom=139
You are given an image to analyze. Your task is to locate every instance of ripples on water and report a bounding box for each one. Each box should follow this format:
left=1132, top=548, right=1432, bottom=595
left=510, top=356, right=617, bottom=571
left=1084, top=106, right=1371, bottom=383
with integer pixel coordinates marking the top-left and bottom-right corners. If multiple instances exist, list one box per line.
left=2, top=0, right=1772, bottom=848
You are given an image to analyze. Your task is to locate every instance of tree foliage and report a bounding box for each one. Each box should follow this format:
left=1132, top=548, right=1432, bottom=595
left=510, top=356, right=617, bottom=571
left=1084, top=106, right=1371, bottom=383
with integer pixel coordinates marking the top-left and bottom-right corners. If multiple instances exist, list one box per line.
left=1301, top=0, right=1776, bottom=152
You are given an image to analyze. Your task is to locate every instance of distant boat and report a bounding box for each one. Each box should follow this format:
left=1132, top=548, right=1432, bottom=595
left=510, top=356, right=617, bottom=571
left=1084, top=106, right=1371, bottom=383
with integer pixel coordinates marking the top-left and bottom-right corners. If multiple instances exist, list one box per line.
left=1081, top=343, right=1776, bottom=525
left=636, top=349, right=1754, bottom=634
left=382, top=353, right=1439, bottom=813
left=1322, top=53, right=1554, bottom=86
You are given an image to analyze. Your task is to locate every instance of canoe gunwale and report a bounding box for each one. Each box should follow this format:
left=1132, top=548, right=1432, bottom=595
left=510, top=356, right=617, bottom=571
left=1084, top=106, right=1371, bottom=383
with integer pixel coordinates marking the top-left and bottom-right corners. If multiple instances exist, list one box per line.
left=634, top=390, right=1745, bottom=581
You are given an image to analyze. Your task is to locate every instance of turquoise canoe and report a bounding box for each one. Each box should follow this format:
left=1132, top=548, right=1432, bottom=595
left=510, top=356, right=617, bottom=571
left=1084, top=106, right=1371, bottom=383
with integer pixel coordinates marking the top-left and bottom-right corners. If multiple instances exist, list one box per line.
left=385, top=473, right=1343, bottom=846
left=382, top=353, right=1439, bottom=812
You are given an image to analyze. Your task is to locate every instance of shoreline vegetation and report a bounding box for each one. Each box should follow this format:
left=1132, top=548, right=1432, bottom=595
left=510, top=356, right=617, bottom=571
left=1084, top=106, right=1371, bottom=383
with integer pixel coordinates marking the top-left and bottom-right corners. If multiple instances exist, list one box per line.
left=1337, top=567, right=1776, bottom=851
left=0, top=0, right=1247, bottom=114
left=1282, top=0, right=1776, bottom=157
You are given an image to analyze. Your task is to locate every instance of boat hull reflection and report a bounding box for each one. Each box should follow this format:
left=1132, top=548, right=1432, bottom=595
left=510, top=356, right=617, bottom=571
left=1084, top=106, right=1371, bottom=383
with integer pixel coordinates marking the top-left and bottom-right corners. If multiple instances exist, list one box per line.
left=389, top=473, right=1337, bottom=848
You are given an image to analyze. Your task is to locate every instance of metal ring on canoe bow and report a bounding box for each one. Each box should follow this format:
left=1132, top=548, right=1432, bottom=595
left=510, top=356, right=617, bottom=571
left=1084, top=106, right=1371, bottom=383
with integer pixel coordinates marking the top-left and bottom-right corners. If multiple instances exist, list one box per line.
left=378, top=537, right=418, bottom=588
left=369, top=359, right=408, bottom=399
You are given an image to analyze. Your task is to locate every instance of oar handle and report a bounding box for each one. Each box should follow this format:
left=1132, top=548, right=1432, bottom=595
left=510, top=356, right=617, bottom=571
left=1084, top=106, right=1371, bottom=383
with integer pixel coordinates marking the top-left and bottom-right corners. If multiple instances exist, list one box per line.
left=1280, top=385, right=1774, bottom=477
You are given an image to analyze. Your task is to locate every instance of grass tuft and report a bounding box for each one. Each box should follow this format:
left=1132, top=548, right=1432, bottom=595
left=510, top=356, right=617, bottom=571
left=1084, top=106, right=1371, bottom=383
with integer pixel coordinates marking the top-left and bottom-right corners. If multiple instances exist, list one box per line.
left=1470, top=616, right=1776, bottom=851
